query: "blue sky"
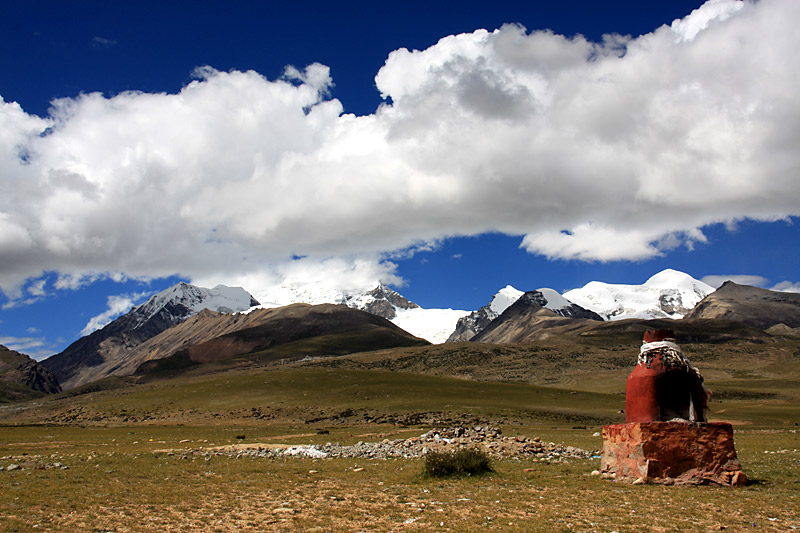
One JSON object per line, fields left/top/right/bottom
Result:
{"left": 1, "top": 0, "right": 798, "bottom": 359}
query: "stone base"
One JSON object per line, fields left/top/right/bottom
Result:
{"left": 601, "top": 421, "right": 746, "bottom": 486}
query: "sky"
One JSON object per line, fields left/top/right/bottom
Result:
{"left": 1, "top": 0, "right": 798, "bottom": 359}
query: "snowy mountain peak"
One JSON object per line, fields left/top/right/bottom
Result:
{"left": 342, "top": 284, "right": 419, "bottom": 320}
{"left": 563, "top": 269, "right": 713, "bottom": 321}
{"left": 489, "top": 285, "right": 524, "bottom": 315}
{"left": 536, "top": 288, "right": 572, "bottom": 311}
{"left": 134, "top": 282, "right": 260, "bottom": 326}
{"left": 448, "top": 285, "right": 525, "bottom": 342}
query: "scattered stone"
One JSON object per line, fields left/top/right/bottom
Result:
{"left": 731, "top": 471, "right": 748, "bottom": 486}
{"left": 182, "top": 426, "right": 594, "bottom": 462}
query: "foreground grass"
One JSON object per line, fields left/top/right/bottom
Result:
{"left": 1, "top": 425, "right": 798, "bottom": 532}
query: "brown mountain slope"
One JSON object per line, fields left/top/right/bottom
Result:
{"left": 685, "top": 281, "right": 800, "bottom": 328}
{"left": 61, "top": 303, "right": 428, "bottom": 388}
{"left": 0, "top": 345, "right": 61, "bottom": 402}
{"left": 146, "top": 303, "right": 429, "bottom": 369}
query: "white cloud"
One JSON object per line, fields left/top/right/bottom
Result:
{"left": 771, "top": 281, "right": 800, "bottom": 293}
{"left": 27, "top": 279, "right": 46, "bottom": 296}
{"left": 0, "top": 335, "right": 54, "bottom": 360}
{"left": 0, "top": 0, "right": 799, "bottom": 297}
{"left": 191, "top": 255, "right": 402, "bottom": 307}
{"left": 92, "top": 36, "right": 118, "bottom": 48}
{"left": 701, "top": 274, "right": 769, "bottom": 288}
{"left": 80, "top": 292, "right": 149, "bottom": 336}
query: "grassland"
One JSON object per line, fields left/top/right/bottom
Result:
{"left": 1, "top": 337, "right": 799, "bottom": 531}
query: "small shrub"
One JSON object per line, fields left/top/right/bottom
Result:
{"left": 423, "top": 449, "right": 493, "bottom": 478}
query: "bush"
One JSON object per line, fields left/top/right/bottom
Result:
{"left": 423, "top": 448, "right": 493, "bottom": 478}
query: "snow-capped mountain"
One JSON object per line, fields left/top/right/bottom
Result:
{"left": 446, "top": 286, "right": 599, "bottom": 342}
{"left": 447, "top": 286, "right": 523, "bottom": 342}
{"left": 341, "top": 285, "right": 419, "bottom": 320}
{"left": 536, "top": 288, "right": 606, "bottom": 320}
{"left": 135, "top": 282, "right": 260, "bottom": 326}
{"left": 563, "top": 269, "right": 714, "bottom": 321}
{"left": 42, "top": 282, "right": 259, "bottom": 389}
{"left": 472, "top": 289, "right": 603, "bottom": 343}
{"left": 249, "top": 281, "right": 468, "bottom": 344}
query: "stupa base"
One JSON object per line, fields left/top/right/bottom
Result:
{"left": 600, "top": 421, "right": 746, "bottom": 486}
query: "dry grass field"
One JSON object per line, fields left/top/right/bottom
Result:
{"left": 1, "top": 335, "right": 798, "bottom": 531}
{"left": 1, "top": 423, "right": 798, "bottom": 532}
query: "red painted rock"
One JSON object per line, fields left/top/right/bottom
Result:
{"left": 601, "top": 422, "right": 744, "bottom": 485}
{"left": 626, "top": 329, "right": 708, "bottom": 423}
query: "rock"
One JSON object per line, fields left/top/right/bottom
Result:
{"left": 731, "top": 471, "right": 748, "bottom": 486}
{"left": 6, "top": 464, "right": 20, "bottom": 471}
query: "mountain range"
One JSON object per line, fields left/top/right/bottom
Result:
{"left": 2, "top": 268, "right": 797, "bottom": 398}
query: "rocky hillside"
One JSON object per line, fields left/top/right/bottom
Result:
{"left": 685, "top": 281, "right": 800, "bottom": 329}
{"left": 42, "top": 283, "right": 259, "bottom": 390}
{"left": 0, "top": 345, "right": 61, "bottom": 402}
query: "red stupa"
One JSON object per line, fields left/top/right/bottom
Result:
{"left": 600, "top": 329, "right": 746, "bottom": 486}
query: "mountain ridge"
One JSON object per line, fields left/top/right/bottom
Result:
{"left": 0, "top": 344, "right": 61, "bottom": 402}
{"left": 41, "top": 283, "right": 259, "bottom": 389}
{"left": 685, "top": 281, "right": 800, "bottom": 329}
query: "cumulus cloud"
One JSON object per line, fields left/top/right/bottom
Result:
{"left": 1, "top": 0, "right": 799, "bottom": 298}
{"left": 191, "top": 256, "right": 403, "bottom": 307}
{"left": 80, "top": 292, "right": 149, "bottom": 336}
